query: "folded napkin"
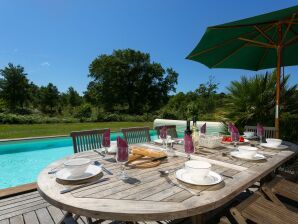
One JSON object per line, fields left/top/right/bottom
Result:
{"left": 116, "top": 137, "right": 128, "bottom": 162}
{"left": 257, "top": 123, "right": 264, "bottom": 137}
{"left": 184, "top": 133, "right": 194, "bottom": 153}
{"left": 102, "top": 129, "right": 110, "bottom": 147}
{"left": 160, "top": 126, "right": 167, "bottom": 139}
{"left": 200, "top": 123, "right": 206, "bottom": 134}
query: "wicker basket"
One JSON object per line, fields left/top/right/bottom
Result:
{"left": 198, "top": 135, "right": 222, "bottom": 149}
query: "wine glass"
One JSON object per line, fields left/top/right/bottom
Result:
{"left": 116, "top": 145, "right": 129, "bottom": 180}
{"left": 257, "top": 129, "right": 263, "bottom": 144}
{"left": 184, "top": 134, "right": 194, "bottom": 160}
{"left": 102, "top": 136, "right": 110, "bottom": 158}
{"left": 231, "top": 132, "right": 239, "bottom": 149}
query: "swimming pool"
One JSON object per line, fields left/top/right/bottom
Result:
{"left": 0, "top": 130, "right": 166, "bottom": 189}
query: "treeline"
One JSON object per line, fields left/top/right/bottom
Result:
{"left": 0, "top": 49, "right": 180, "bottom": 123}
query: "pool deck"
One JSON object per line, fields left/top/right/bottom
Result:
{"left": 0, "top": 190, "right": 194, "bottom": 224}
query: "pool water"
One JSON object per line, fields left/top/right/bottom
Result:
{"left": 0, "top": 130, "right": 165, "bottom": 189}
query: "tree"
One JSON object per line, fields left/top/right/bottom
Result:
{"left": 66, "top": 87, "right": 82, "bottom": 107}
{"left": 86, "top": 49, "right": 178, "bottom": 114}
{"left": 226, "top": 71, "right": 298, "bottom": 127}
{"left": 0, "top": 63, "right": 30, "bottom": 111}
{"left": 39, "top": 83, "right": 60, "bottom": 114}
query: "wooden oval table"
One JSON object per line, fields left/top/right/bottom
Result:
{"left": 37, "top": 142, "right": 297, "bottom": 224}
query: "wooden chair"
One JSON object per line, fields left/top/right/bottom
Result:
{"left": 244, "top": 125, "right": 276, "bottom": 138}
{"left": 230, "top": 192, "right": 298, "bottom": 224}
{"left": 261, "top": 176, "right": 298, "bottom": 209}
{"left": 121, "top": 127, "right": 151, "bottom": 144}
{"left": 155, "top": 125, "right": 178, "bottom": 139}
{"left": 70, "top": 129, "right": 109, "bottom": 153}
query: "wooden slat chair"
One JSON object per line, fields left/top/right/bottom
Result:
{"left": 70, "top": 129, "right": 109, "bottom": 153}
{"left": 261, "top": 176, "right": 298, "bottom": 209}
{"left": 155, "top": 125, "right": 178, "bottom": 139}
{"left": 230, "top": 192, "right": 298, "bottom": 224}
{"left": 121, "top": 127, "right": 151, "bottom": 144}
{"left": 244, "top": 125, "right": 276, "bottom": 138}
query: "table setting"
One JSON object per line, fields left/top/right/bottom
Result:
{"left": 37, "top": 127, "right": 296, "bottom": 223}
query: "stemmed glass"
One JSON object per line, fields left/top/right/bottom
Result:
{"left": 102, "top": 136, "right": 110, "bottom": 158}
{"left": 231, "top": 132, "right": 239, "bottom": 149}
{"left": 184, "top": 134, "right": 194, "bottom": 160}
{"left": 116, "top": 145, "right": 129, "bottom": 180}
{"left": 257, "top": 129, "right": 263, "bottom": 144}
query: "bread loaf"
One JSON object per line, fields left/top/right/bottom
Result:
{"left": 131, "top": 147, "right": 166, "bottom": 158}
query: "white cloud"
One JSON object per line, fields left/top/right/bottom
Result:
{"left": 40, "top": 62, "right": 50, "bottom": 67}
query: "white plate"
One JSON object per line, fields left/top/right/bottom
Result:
{"left": 175, "top": 169, "right": 222, "bottom": 186}
{"left": 230, "top": 151, "right": 266, "bottom": 161}
{"left": 154, "top": 139, "right": 175, "bottom": 144}
{"left": 56, "top": 164, "right": 102, "bottom": 182}
{"left": 260, "top": 143, "right": 288, "bottom": 150}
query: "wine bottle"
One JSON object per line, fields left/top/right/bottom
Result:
{"left": 185, "top": 120, "right": 192, "bottom": 135}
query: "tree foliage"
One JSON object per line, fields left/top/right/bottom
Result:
{"left": 160, "top": 76, "right": 225, "bottom": 120}
{"left": 39, "top": 83, "right": 60, "bottom": 114}
{"left": 0, "top": 63, "right": 30, "bottom": 111}
{"left": 226, "top": 71, "right": 298, "bottom": 127}
{"left": 86, "top": 49, "right": 178, "bottom": 114}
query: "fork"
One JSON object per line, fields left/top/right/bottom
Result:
{"left": 159, "top": 170, "right": 200, "bottom": 196}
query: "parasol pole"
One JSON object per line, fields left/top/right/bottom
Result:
{"left": 275, "top": 23, "right": 283, "bottom": 139}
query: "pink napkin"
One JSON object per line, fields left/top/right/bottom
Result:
{"left": 184, "top": 133, "right": 194, "bottom": 154}
{"left": 116, "top": 137, "right": 129, "bottom": 162}
{"left": 200, "top": 123, "right": 207, "bottom": 134}
{"left": 160, "top": 126, "right": 167, "bottom": 139}
{"left": 102, "top": 129, "right": 110, "bottom": 148}
{"left": 257, "top": 123, "right": 264, "bottom": 137}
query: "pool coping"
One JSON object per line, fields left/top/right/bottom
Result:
{"left": 0, "top": 182, "right": 37, "bottom": 199}
{"left": 0, "top": 135, "right": 69, "bottom": 143}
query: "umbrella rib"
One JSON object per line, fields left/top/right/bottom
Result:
{"left": 237, "top": 38, "right": 276, "bottom": 48}
{"left": 282, "top": 13, "right": 297, "bottom": 43}
{"left": 188, "top": 24, "right": 272, "bottom": 59}
{"left": 211, "top": 24, "right": 275, "bottom": 68}
{"left": 254, "top": 25, "right": 275, "bottom": 44}
{"left": 257, "top": 28, "right": 278, "bottom": 69}
{"left": 285, "top": 34, "right": 298, "bottom": 46}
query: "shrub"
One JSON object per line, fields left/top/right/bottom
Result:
{"left": 74, "top": 104, "right": 92, "bottom": 119}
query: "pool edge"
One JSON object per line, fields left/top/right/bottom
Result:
{"left": 0, "top": 182, "right": 37, "bottom": 199}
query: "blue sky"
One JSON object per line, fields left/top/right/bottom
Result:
{"left": 0, "top": 0, "right": 297, "bottom": 94}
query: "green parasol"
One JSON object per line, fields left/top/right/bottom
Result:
{"left": 186, "top": 5, "right": 298, "bottom": 138}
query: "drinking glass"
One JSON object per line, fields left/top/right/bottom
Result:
{"left": 184, "top": 135, "right": 194, "bottom": 160}
{"left": 160, "top": 133, "right": 167, "bottom": 150}
{"left": 257, "top": 129, "right": 263, "bottom": 144}
{"left": 231, "top": 132, "right": 239, "bottom": 148}
{"left": 116, "top": 145, "right": 129, "bottom": 180}
{"left": 102, "top": 136, "right": 110, "bottom": 157}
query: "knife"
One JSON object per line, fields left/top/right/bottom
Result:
{"left": 60, "top": 178, "right": 109, "bottom": 194}
{"left": 127, "top": 156, "right": 168, "bottom": 168}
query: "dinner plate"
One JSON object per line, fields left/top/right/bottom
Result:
{"left": 230, "top": 151, "right": 266, "bottom": 161}
{"left": 260, "top": 143, "right": 288, "bottom": 150}
{"left": 175, "top": 169, "right": 222, "bottom": 186}
{"left": 56, "top": 164, "right": 102, "bottom": 182}
{"left": 154, "top": 139, "right": 175, "bottom": 144}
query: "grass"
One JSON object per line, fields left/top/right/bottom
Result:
{"left": 0, "top": 122, "right": 153, "bottom": 139}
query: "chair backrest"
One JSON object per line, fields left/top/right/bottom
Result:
{"left": 155, "top": 125, "right": 178, "bottom": 139}
{"left": 70, "top": 129, "right": 109, "bottom": 153}
{"left": 121, "top": 127, "right": 151, "bottom": 144}
{"left": 244, "top": 125, "right": 276, "bottom": 138}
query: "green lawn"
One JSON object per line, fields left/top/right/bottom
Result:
{"left": 0, "top": 122, "right": 153, "bottom": 139}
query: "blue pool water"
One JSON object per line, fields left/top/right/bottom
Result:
{"left": 0, "top": 130, "right": 162, "bottom": 189}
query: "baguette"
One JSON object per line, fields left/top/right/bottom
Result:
{"left": 131, "top": 147, "right": 166, "bottom": 158}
